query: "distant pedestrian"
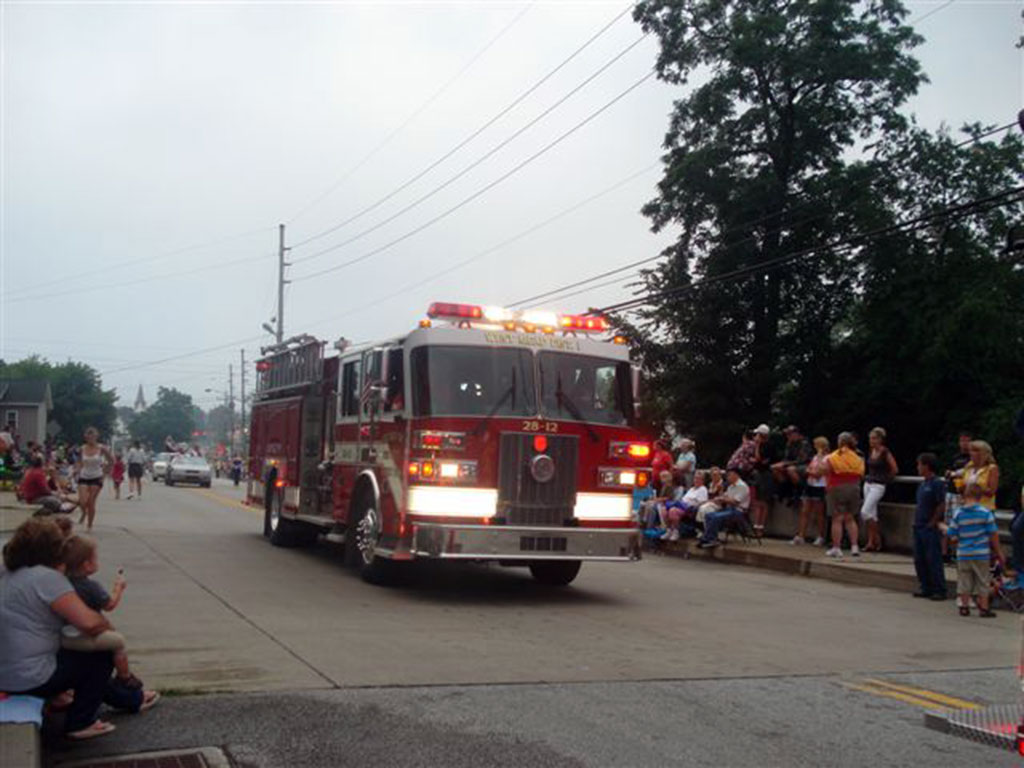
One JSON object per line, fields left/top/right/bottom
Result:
{"left": 111, "top": 454, "right": 125, "bottom": 501}
{"left": 824, "top": 432, "right": 865, "bottom": 559}
{"left": 860, "top": 427, "right": 898, "bottom": 552}
{"left": 125, "top": 441, "right": 145, "bottom": 500}
{"left": 947, "top": 483, "right": 1003, "bottom": 617}
{"left": 75, "top": 428, "right": 113, "bottom": 532}
{"left": 912, "top": 453, "right": 948, "bottom": 601}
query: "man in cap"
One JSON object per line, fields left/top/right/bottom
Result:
{"left": 773, "top": 425, "right": 813, "bottom": 505}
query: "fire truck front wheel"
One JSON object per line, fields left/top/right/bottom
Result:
{"left": 345, "top": 495, "right": 393, "bottom": 584}
{"left": 528, "top": 560, "right": 582, "bottom": 587}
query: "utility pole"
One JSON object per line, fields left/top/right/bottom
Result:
{"left": 276, "top": 223, "right": 289, "bottom": 344}
{"left": 239, "top": 348, "right": 247, "bottom": 452}
{"left": 228, "top": 364, "right": 235, "bottom": 455}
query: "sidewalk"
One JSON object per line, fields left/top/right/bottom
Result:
{"left": 645, "top": 535, "right": 959, "bottom": 594}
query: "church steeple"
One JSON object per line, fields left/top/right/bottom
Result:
{"left": 134, "top": 384, "right": 147, "bottom": 412}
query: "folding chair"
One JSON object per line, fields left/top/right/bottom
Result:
{"left": 722, "top": 510, "right": 763, "bottom": 546}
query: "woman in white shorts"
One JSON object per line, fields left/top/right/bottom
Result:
{"left": 860, "top": 427, "right": 898, "bottom": 552}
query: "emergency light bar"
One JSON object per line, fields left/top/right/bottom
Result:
{"left": 425, "top": 302, "right": 611, "bottom": 335}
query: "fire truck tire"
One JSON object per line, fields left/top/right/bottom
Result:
{"left": 528, "top": 560, "right": 582, "bottom": 586}
{"left": 345, "top": 496, "right": 393, "bottom": 584}
{"left": 266, "top": 490, "right": 315, "bottom": 548}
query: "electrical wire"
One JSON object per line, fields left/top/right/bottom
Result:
{"left": 285, "top": 3, "right": 535, "bottom": 226}
{"left": 912, "top": 0, "right": 956, "bottom": 25}
{"left": 289, "top": 2, "right": 636, "bottom": 250}
{"left": 291, "top": 35, "right": 649, "bottom": 266}
{"left": 291, "top": 70, "right": 657, "bottom": 283}
{"left": 594, "top": 185, "right": 1024, "bottom": 316}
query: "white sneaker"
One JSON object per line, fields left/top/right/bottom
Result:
{"left": 659, "top": 530, "right": 672, "bottom": 540}
{"left": 851, "top": 545, "right": 861, "bottom": 557}
{"left": 825, "top": 547, "right": 843, "bottom": 559}
{"left": 812, "top": 537, "right": 825, "bottom": 546}
{"left": 790, "top": 536, "right": 805, "bottom": 546}
{"left": 668, "top": 529, "right": 680, "bottom": 542}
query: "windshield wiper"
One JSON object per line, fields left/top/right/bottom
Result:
{"left": 556, "top": 384, "right": 600, "bottom": 444}
{"left": 471, "top": 368, "right": 517, "bottom": 437}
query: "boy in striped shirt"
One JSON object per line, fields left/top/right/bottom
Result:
{"left": 947, "top": 483, "right": 1004, "bottom": 618}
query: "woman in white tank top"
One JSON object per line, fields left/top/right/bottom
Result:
{"left": 75, "top": 426, "right": 114, "bottom": 531}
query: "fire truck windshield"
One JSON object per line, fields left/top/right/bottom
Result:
{"left": 411, "top": 346, "right": 536, "bottom": 418}
{"left": 538, "top": 352, "right": 633, "bottom": 426}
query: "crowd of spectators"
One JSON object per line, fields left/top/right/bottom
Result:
{"left": 636, "top": 426, "right": 1023, "bottom": 608}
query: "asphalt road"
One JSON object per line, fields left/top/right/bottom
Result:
{"left": 40, "top": 478, "right": 1024, "bottom": 767}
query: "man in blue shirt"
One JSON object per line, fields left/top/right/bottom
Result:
{"left": 913, "top": 453, "right": 947, "bottom": 600}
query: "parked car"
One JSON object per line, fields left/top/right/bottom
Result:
{"left": 165, "top": 455, "right": 212, "bottom": 487}
{"left": 151, "top": 452, "right": 174, "bottom": 480}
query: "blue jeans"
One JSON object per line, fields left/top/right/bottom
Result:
{"left": 701, "top": 508, "right": 743, "bottom": 543}
{"left": 1011, "top": 512, "right": 1024, "bottom": 574}
{"left": 18, "top": 649, "right": 141, "bottom": 732}
{"left": 913, "top": 526, "right": 946, "bottom": 596}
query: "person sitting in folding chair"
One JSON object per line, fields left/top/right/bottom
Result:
{"left": 698, "top": 468, "right": 751, "bottom": 549}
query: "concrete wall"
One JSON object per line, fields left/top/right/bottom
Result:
{"left": 763, "top": 499, "right": 1013, "bottom": 553}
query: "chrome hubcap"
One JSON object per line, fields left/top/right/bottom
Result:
{"left": 269, "top": 494, "right": 281, "bottom": 531}
{"left": 357, "top": 506, "right": 380, "bottom": 565}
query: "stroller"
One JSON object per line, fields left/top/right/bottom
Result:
{"left": 989, "top": 561, "right": 1024, "bottom": 613}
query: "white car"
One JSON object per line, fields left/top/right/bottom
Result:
{"left": 165, "top": 455, "right": 213, "bottom": 488}
{"left": 151, "top": 452, "right": 174, "bottom": 480}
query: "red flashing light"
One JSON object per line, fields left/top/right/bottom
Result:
{"left": 275, "top": 479, "right": 285, "bottom": 488}
{"left": 422, "top": 434, "right": 443, "bottom": 448}
{"left": 636, "top": 471, "right": 650, "bottom": 488}
{"left": 427, "top": 302, "right": 483, "bottom": 320}
{"left": 533, "top": 435, "right": 548, "bottom": 453}
{"left": 255, "top": 361, "right": 271, "bottom": 372}
{"left": 421, "top": 460, "right": 436, "bottom": 478}
{"left": 560, "top": 314, "right": 609, "bottom": 332}
{"left": 407, "top": 462, "right": 420, "bottom": 476}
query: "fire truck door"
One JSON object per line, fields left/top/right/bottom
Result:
{"left": 359, "top": 349, "right": 384, "bottom": 464}
{"left": 299, "top": 394, "right": 325, "bottom": 516}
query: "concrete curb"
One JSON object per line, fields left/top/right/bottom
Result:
{"left": 0, "top": 723, "right": 40, "bottom": 768}
{"left": 645, "top": 538, "right": 958, "bottom": 594}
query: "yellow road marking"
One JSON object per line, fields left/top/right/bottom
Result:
{"left": 843, "top": 683, "right": 952, "bottom": 711}
{"left": 861, "top": 678, "right": 982, "bottom": 710}
{"left": 193, "top": 486, "right": 257, "bottom": 514}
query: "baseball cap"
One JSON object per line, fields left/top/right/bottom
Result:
{"left": 754, "top": 424, "right": 770, "bottom": 436}
{"left": 783, "top": 425, "right": 800, "bottom": 434}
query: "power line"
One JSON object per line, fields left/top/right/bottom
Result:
{"left": 2, "top": 225, "right": 273, "bottom": 299}
{"left": 100, "top": 335, "right": 266, "bottom": 376}
{"left": 6, "top": 252, "right": 275, "bottom": 304}
{"left": 912, "top": 0, "right": 956, "bottom": 25}
{"left": 595, "top": 185, "right": 1024, "bottom": 316}
{"left": 285, "top": 3, "right": 534, "bottom": 226}
{"left": 289, "top": 2, "right": 636, "bottom": 251}
{"left": 291, "top": 34, "right": 649, "bottom": 267}
{"left": 291, "top": 70, "right": 658, "bottom": 284}
{"left": 297, "top": 161, "right": 660, "bottom": 332}
{"left": 514, "top": 117, "right": 1024, "bottom": 312}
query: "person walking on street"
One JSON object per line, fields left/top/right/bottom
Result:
{"left": 861, "top": 427, "right": 899, "bottom": 552}
{"left": 125, "top": 441, "right": 145, "bottom": 500}
{"left": 824, "top": 432, "right": 865, "bottom": 559}
{"left": 912, "top": 453, "right": 948, "bottom": 601}
{"left": 75, "top": 427, "right": 113, "bottom": 532}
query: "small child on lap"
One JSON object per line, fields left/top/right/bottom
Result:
{"left": 61, "top": 535, "right": 143, "bottom": 688}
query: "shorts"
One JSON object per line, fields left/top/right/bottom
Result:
{"left": 826, "top": 483, "right": 861, "bottom": 519}
{"left": 802, "top": 485, "right": 825, "bottom": 501}
{"left": 753, "top": 469, "right": 775, "bottom": 501}
{"left": 78, "top": 477, "right": 103, "bottom": 488}
{"left": 956, "top": 559, "right": 989, "bottom": 597}
{"left": 61, "top": 629, "right": 125, "bottom": 653}
{"left": 128, "top": 463, "right": 144, "bottom": 479}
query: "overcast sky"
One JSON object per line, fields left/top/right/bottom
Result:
{"left": 2, "top": 0, "right": 1021, "bottom": 414}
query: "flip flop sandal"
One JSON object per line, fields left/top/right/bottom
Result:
{"left": 66, "top": 720, "right": 116, "bottom": 740}
{"left": 138, "top": 690, "right": 161, "bottom": 712}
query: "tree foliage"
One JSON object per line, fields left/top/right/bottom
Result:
{"left": 630, "top": 0, "right": 1024, "bottom": 499}
{"left": 0, "top": 356, "right": 117, "bottom": 441}
{"left": 129, "top": 387, "right": 197, "bottom": 449}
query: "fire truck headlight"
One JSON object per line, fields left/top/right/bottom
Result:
{"left": 407, "top": 486, "right": 498, "bottom": 518}
{"left": 574, "top": 493, "right": 632, "bottom": 521}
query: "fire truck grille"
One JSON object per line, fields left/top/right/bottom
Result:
{"left": 497, "top": 433, "right": 579, "bottom": 526}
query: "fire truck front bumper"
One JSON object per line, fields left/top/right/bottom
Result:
{"left": 409, "top": 523, "right": 641, "bottom": 562}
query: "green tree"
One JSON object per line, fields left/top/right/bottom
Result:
{"left": 204, "top": 404, "right": 234, "bottom": 445}
{"left": 629, "top": 0, "right": 924, "bottom": 461}
{"left": 0, "top": 356, "right": 117, "bottom": 441}
{"left": 129, "top": 387, "right": 197, "bottom": 448}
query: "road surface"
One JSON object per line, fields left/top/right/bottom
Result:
{"left": 44, "top": 479, "right": 1021, "bottom": 767}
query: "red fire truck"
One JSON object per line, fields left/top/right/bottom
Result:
{"left": 246, "top": 302, "right": 651, "bottom": 585}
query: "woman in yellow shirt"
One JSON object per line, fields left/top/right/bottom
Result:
{"left": 963, "top": 440, "right": 999, "bottom": 510}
